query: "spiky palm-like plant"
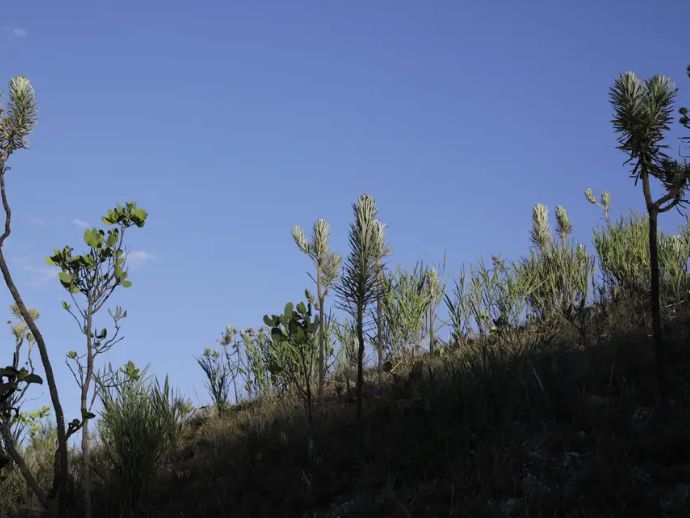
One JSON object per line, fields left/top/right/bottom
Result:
{"left": 292, "top": 219, "right": 341, "bottom": 397}
{"left": 0, "top": 76, "right": 70, "bottom": 514}
{"left": 610, "top": 71, "right": 690, "bottom": 401}
{"left": 373, "top": 220, "right": 390, "bottom": 374}
{"left": 337, "top": 195, "right": 384, "bottom": 424}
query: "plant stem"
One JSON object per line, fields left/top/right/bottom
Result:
{"left": 376, "top": 269, "right": 384, "bottom": 375}
{"left": 0, "top": 425, "right": 49, "bottom": 509}
{"left": 355, "top": 306, "right": 365, "bottom": 424}
{"left": 317, "top": 267, "right": 325, "bottom": 398}
{"left": 647, "top": 207, "right": 667, "bottom": 403}
{"left": 81, "top": 302, "right": 94, "bottom": 518}
{"left": 0, "top": 167, "right": 69, "bottom": 515}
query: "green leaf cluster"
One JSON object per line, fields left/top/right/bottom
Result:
{"left": 264, "top": 301, "right": 319, "bottom": 349}
{"left": 46, "top": 203, "right": 147, "bottom": 294}
{"left": 0, "top": 366, "right": 43, "bottom": 416}
{"left": 263, "top": 299, "right": 320, "bottom": 420}
{"left": 101, "top": 202, "right": 148, "bottom": 228}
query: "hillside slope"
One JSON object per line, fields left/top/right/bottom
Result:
{"left": 121, "top": 319, "right": 690, "bottom": 518}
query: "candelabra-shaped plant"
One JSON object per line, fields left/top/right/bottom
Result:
{"left": 609, "top": 71, "right": 690, "bottom": 402}
{"left": 292, "top": 220, "right": 341, "bottom": 397}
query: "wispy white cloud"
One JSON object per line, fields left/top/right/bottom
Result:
{"left": 29, "top": 217, "right": 46, "bottom": 227}
{"left": 126, "top": 250, "right": 155, "bottom": 269}
{"left": 3, "top": 26, "right": 28, "bottom": 39}
{"left": 72, "top": 218, "right": 90, "bottom": 229}
{"left": 15, "top": 256, "right": 58, "bottom": 289}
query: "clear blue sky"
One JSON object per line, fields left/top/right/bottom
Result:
{"left": 1, "top": 1, "right": 689, "bottom": 417}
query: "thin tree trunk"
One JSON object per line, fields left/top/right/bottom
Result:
{"left": 647, "top": 209, "right": 667, "bottom": 403}
{"left": 376, "top": 263, "right": 383, "bottom": 376}
{"left": 355, "top": 307, "right": 365, "bottom": 422}
{"left": 376, "top": 294, "right": 383, "bottom": 374}
{"left": 81, "top": 306, "right": 94, "bottom": 518}
{"left": 429, "top": 305, "right": 435, "bottom": 354}
{"left": 306, "top": 378, "right": 313, "bottom": 426}
{"left": 231, "top": 347, "right": 239, "bottom": 406}
{"left": 317, "top": 268, "right": 325, "bottom": 398}
{"left": 0, "top": 167, "right": 69, "bottom": 515}
{"left": 641, "top": 171, "right": 668, "bottom": 406}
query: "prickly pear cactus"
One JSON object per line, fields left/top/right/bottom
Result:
{"left": 263, "top": 300, "right": 320, "bottom": 420}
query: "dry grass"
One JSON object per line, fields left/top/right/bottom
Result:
{"left": 4, "top": 309, "right": 690, "bottom": 517}
{"left": 99, "top": 316, "right": 690, "bottom": 517}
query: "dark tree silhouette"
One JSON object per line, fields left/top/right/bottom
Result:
{"left": 610, "top": 71, "right": 690, "bottom": 403}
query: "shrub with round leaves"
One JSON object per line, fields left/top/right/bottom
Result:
{"left": 263, "top": 299, "right": 319, "bottom": 421}
{"left": 46, "top": 203, "right": 148, "bottom": 293}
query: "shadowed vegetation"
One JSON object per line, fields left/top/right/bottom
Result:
{"left": 1, "top": 66, "right": 690, "bottom": 518}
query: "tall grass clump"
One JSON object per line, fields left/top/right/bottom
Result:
{"left": 196, "top": 346, "right": 232, "bottom": 416}
{"left": 0, "top": 423, "right": 56, "bottom": 517}
{"left": 518, "top": 204, "right": 595, "bottom": 341}
{"left": 593, "top": 212, "right": 690, "bottom": 313}
{"left": 446, "top": 256, "right": 531, "bottom": 346}
{"left": 238, "top": 327, "right": 275, "bottom": 400}
{"left": 333, "top": 319, "right": 358, "bottom": 397}
{"left": 97, "top": 369, "right": 189, "bottom": 513}
{"left": 426, "top": 266, "right": 444, "bottom": 354}
{"left": 446, "top": 204, "right": 594, "bottom": 349}
{"left": 380, "top": 264, "right": 432, "bottom": 358}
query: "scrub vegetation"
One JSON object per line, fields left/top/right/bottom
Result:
{"left": 1, "top": 66, "right": 690, "bottom": 517}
